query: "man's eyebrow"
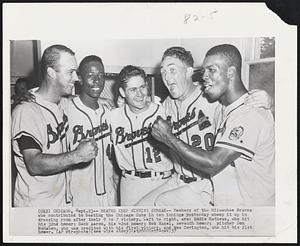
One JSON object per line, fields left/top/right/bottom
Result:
{"left": 160, "top": 63, "right": 175, "bottom": 69}
{"left": 68, "top": 68, "right": 78, "bottom": 72}
{"left": 88, "top": 71, "right": 105, "bottom": 74}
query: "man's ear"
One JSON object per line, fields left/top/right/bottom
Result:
{"left": 227, "top": 66, "right": 236, "bottom": 79}
{"left": 119, "top": 87, "right": 125, "bottom": 98}
{"left": 77, "top": 75, "right": 83, "bottom": 85}
{"left": 186, "top": 67, "right": 194, "bottom": 78}
{"left": 47, "top": 67, "right": 56, "bottom": 79}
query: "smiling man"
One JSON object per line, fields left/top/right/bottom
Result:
{"left": 109, "top": 65, "right": 174, "bottom": 206}
{"left": 150, "top": 44, "right": 275, "bottom": 206}
{"left": 11, "top": 45, "right": 98, "bottom": 207}
{"left": 136, "top": 47, "right": 218, "bottom": 206}
{"left": 65, "top": 55, "right": 118, "bottom": 206}
{"left": 136, "top": 46, "right": 273, "bottom": 206}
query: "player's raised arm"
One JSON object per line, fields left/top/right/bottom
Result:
{"left": 21, "top": 138, "right": 98, "bottom": 176}
{"left": 151, "top": 116, "right": 240, "bottom": 176}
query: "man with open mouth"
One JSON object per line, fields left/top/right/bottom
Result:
{"left": 136, "top": 46, "right": 273, "bottom": 206}
{"left": 148, "top": 44, "right": 275, "bottom": 206}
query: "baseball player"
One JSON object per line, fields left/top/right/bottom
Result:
{"left": 136, "top": 46, "right": 273, "bottom": 206}
{"left": 150, "top": 44, "right": 275, "bottom": 206}
{"left": 108, "top": 65, "right": 174, "bottom": 206}
{"left": 11, "top": 45, "right": 98, "bottom": 207}
{"left": 65, "top": 55, "right": 118, "bottom": 206}
{"left": 11, "top": 77, "right": 30, "bottom": 108}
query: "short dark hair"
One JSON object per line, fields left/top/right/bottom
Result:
{"left": 205, "top": 44, "right": 242, "bottom": 75}
{"left": 15, "top": 77, "right": 30, "bottom": 94}
{"left": 162, "top": 46, "right": 194, "bottom": 67}
{"left": 15, "top": 77, "right": 29, "bottom": 86}
{"left": 78, "top": 55, "right": 104, "bottom": 75}
{"left": 118, "top": 65, "right": 146, "bottom": 89}
{"left": 41, "top": 44, "right": 75, "bottom": 78}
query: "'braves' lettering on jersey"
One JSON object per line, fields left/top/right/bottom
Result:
{"left": 163, "top": 85, "right": 220, "bottom": 178}
{"left": 47, "top": 113, "right": 68, "bottom": 148}
{"left": 172, "top": 107, "right": 212, "bottom": 137}
{"left": 72, "top": 121, "right": 109, "bottom": 144}
{"left": 109, "top": 102, "right": 173, "bottom": 172}
{"left": 115, "top": 123, "right": 152, "bottom": 146}
{"left": 11, "top": 92, "right": 71, "bottom": 207}
{"left": 65, "top": 96, "right": 117, "bottom": 206}
{"left": 172, "top": 107, "right": 195, "bottom": 130}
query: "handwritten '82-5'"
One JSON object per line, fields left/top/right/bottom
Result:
{"left": 184, "top": 11, "right": 218, "bottom": 24}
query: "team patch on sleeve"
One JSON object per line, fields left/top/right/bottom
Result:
{"left": 229, "top": 126, "right": 244, "bottom": 141}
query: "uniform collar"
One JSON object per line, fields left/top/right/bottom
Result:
{"left": 125, "top": 102, "right": 157, "bottom": 118}
{"left": 184, "top": 85, "right": 202, "bottom": 103}
{"left": 33, "top": 91, "right": 62, "bottom": 111}
{"left": 73, "top": 95, "right": 102, "bottom": 113}
{"left": 223, "top": 93, "right": 249, "bottom": 117}
{"left": 175, "top": 85, "right": 203, "bottom": 108}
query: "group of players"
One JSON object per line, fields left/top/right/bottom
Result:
{"left": 11, "top": 43, "right": 275, "bottom": 207}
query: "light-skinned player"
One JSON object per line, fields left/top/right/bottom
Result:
{"left": 108, "top": 65, "right": 174, "bottom": 206}
{"left": 11, "top": 45, "right": 98, "bottom": 207}
{"left": 150, "top": 44, "right": 275, "bottom": 206}
{"left": 136, "top": 46, "right": 273, "bottom": 206}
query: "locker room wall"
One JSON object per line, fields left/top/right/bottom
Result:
{"left": 40, "top": 38, "right": 248, "bottom": 76}
{"left": 40, "top": 38, "right": 249, "bottom": 102}
{"left": 9, "top": 39, "right": 251, "bottom": 103}
{"left": 10, "top": 40, "right": 41, "bottom": 96}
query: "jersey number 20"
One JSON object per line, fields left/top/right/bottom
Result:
{"left": 191, "top": 132, "right": 214, "bottom": 151}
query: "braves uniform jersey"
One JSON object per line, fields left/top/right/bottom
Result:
{"left": 65, "top": 96, "right": 117, "bottom": 206}
{"left": 163, "top": 85, "right": 219, "bottom": 179}
{"left": 109, "top": 102, "right": 174, "bottom": 205}
{"left": 214, "top": 93, "right": 275, "bottom": 206}
{"left": 136, "top": 87, "right": 218, "bottom": 206}
{"left": 109, "top": 102, "right": 173, "bottom": 172}
{"left": 11, "top": 92, "right": 72, "bottom": 207}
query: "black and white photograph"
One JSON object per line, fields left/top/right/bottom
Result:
{"left": 3, "top": 3, "right": 297, "bottom": 244}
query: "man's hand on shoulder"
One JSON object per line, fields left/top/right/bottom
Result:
{"left": 98, "top": 97, "right": 115, "bottom": 110}
{"left": 245, "top": 89, "right": 273, "bottom": 110}
{"left": 11, "top": 92, "right": 36, "bottom": 110}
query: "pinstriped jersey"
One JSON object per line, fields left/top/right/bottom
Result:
{"left": 163, "top": 85, "right": 220, "bottom": 178}
{"left": 109, "top": 102, "right": 173, "bottom": 172}
{"left": 64, "top": 96, "right": 116, "bottom": 206}
{"left": 214, "top": 93, "right": 275, "bottom": 206}
{"left": 11, "top": 92, "right": 71, "bottom": 207}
